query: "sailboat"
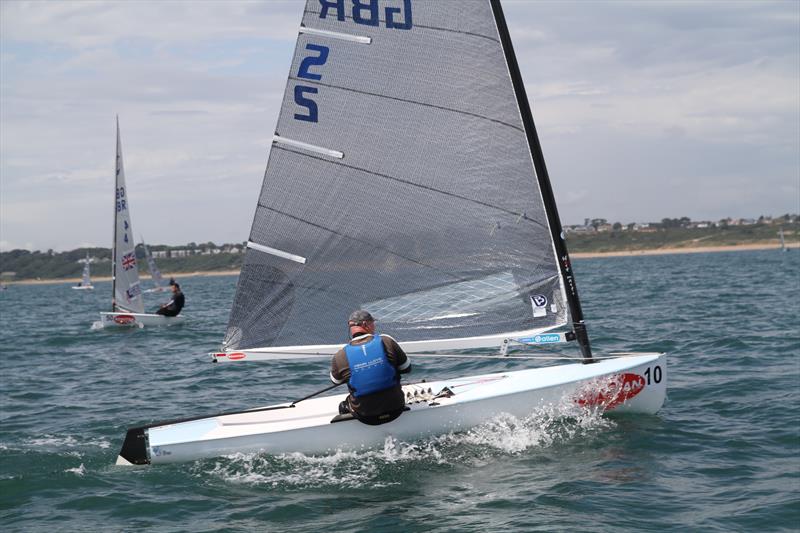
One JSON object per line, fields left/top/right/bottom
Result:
{"left": 778, "top": 228, "right": 788, "bottom": 252}
{"left": 71, "top": 253, "right": 94, "bottom": 290}
{"left": 99, "top": 119, "right": 184, "bottom": 328}
{"left": 116, "top": 0, "right": 666, "bottom": 465}
{"left": 141, "top": 238, "right": 167, "bottom": 293}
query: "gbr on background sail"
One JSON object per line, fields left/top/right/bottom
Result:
{"left": 220, "top": 0, "right": 585, "bottom": 359}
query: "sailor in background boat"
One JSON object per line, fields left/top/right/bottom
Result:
{"left": 330, "top": 310, "right": 411, "bottom": 425}
{"left": 155, "top": 281, "right": 184, "bottom": 317}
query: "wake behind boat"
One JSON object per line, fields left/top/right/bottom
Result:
{"left": 116, "top": 0, "right": 666, "bottom": 464}
{"left": 99, "top": 118, "right": 184, "bottom": 328}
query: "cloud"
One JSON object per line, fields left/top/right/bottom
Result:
{"left": 0, "top": 1, "right": 302, "bottom": 48}
{"left": 1, "top": 0, "right": 798, "bottom": 250}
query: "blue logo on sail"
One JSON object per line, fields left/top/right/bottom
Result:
{"left": 517, "top": 333, "right": 562, "bottom": 344}
{"left": 125, "top": 283, "right": 141, "bottom": 300}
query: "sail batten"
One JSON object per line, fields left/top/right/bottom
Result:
{"left": 299, "top": 26, "right": 373, "bottom": 44}
{"left": 247, "top": 241, "right": 307, "bottom": 264}
{"left": 272, "top": 135, "right": 343, "bottom": 158}
{"left": 284, "top": 77, "right": 525, "bottom": 132}
{"left": 225, "top": 1, "right": 571, "bottom": 351}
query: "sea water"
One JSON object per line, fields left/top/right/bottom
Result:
{"left": 1, "top": 250, "right": 798, "bottom": 531}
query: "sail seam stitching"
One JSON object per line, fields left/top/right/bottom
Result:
{"left": 252, "top": 201, "right": 468, "bottom": 282}
{"left": 287, "top": 76, "right": 523, "bottom": 132}
{"left": 272, "top": 145, "right": 548, "bottom": 231}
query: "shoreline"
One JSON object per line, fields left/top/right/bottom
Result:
{"left": 570, "top": 241, "right": 798, "bottom": 259}
{"left": 4, "top": 242, "right": 796, "bottom": 286}
{"left": 5, "top": 269, "right": 241, "bottom": 286}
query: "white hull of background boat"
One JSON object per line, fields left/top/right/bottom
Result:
{"left": 72, "top": 285, "right": 95, "bottom": 290}
{"left": 116, "top": 353, "right": 666, "bottom": 465}
{"left": 99, "top": 312, "right": 184, "bottom": 328}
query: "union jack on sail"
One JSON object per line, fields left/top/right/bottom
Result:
{"left": 121, "top": 252, "right": 136, "bottom": 270}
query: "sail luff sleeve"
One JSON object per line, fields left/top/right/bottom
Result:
{"left": 489, "top": 0, "right": 593, "bottom": 362}
{"left": 224, "top": 0, "right": 571, "bottom": 351}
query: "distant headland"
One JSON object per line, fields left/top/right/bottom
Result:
{"left": 1, "top": 214, "right": 796, "bottom": 283}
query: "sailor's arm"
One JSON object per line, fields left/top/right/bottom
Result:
{"left": 330, "top": 348, "right": 348, "bottom": 384}
{"left": 382, "top": 336, "right": 411, "bottom": 374}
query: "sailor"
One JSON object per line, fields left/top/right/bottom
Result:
{"left": 330, "top": 310, "right": 411, "bottom": 425}
{"left": 156, "top": 281, "right": 185, "bottom": 317}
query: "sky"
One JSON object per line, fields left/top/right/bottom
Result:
{"left": 1, "top": 0, "right": 798, "bottom": 252}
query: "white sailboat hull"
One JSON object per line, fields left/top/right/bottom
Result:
{"left": 99, "top": 312, "right": 185, "bottom": 328}
{"left": 116, "top": 353, "right": 666, "bottom": 465}
{"left": 72, "top": 285, "right": 95, "bottom": 290}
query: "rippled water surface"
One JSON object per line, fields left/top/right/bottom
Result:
{"left": 1, "top": 250, "right": 798, "bottom": 531}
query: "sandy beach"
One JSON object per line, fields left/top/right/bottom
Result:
{"left": 570, "top": 241, "right": 798, "bottom": 259}
{"left": 5, "top": 242, "right": 796, "bottom": 285}
{"left": 6, "top": 269, "right": 241, "bottom": 286}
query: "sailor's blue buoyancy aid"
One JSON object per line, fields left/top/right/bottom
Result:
{"left": 344, "top": 335, "right": 398, "bottom": 397}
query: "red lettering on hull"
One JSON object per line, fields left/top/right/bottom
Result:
{"left": 113, "top": 314, "right": 136, "bottom": 325}
{"left": 576, "top": 373, "right": 645, "bottom": 411}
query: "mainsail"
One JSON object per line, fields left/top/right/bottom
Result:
{"left": 141, "top": 238, "right": 165, "bottom": 289}
{"left": 224, "top": 0, "right": 588, "bottom": 356}
{"left": 111, "top": 118, "right": 144, "bottom": 313}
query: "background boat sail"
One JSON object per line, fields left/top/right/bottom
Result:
{"left": 141, "top": 237, "right": 167, "bottom": 293}
{"left": 778, "top": 228, "right": 788, "bottom": 252}
{"left": 99, "top": 119, "right": 183, "bottom": 328}
{"left": 117, "top": 0, "right": 666, "bottom": 465}
{"left": 72, "top": 253, "right": 94, "bottom": 290}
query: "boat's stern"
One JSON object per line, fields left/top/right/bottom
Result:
{"left": 116, "top": 426, "right": 150, "bottom": 465}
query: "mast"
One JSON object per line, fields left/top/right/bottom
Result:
{"left": 490, "top": 0, "right": 593, "bottom": 362}
{"left": 112, "top": 116, "right": 119, "bottom": 312}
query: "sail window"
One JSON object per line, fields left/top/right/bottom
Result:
{"left": 246, "top": 241, "right": 307, "bottom": 265}
{"left": 272, "top": 135, "right": 344, "bottom": 159}
{"left": 363, "top": 272, "right": 521, "bottom": 325}
{"left": 299, "top": 26, "right": 372, "bottom": 44}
